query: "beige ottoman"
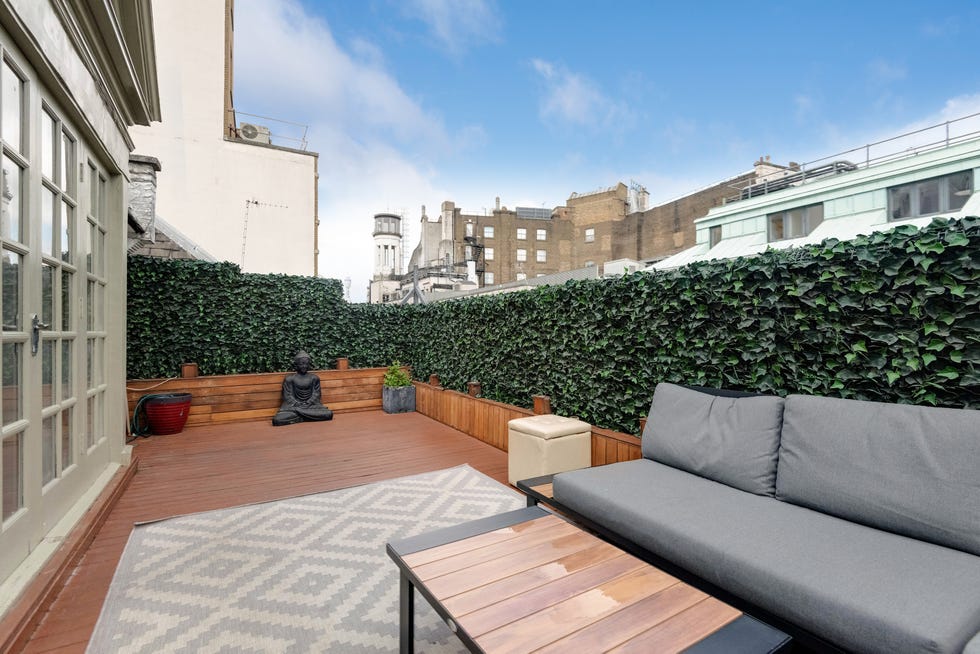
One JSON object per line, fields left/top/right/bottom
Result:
{"left": 508, "top": 414, "right": 591, "bottom": 485}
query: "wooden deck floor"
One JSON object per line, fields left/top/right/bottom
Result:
{"left": 14, "top": 411, "right": 509, "bottom": 653}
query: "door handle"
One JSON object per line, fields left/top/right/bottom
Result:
{"left": 31, "top": 314, "right": 49, "bottom": 356}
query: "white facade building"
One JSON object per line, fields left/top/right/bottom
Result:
{"left": 654, "top": 116, "right": 980, "bottom": 270}
{"left": 129, "top": 0, "right": 319, "bottom": 277}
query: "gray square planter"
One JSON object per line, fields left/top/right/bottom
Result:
{"left": 383, "top": 385, "right": 416, "bottom": 413}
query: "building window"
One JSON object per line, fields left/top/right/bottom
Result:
{"left": 585, "top": 260, "right": 595, "bottom": 267}
{"left": 484, "top": 272, "right": 494, "bottom": 285}
{"left": 516, "top": 272, "right": 527, "bottom": 281}
{"left": 485, "top": 247, "right": 494, "bottom": 261}
{"left": 483, "top": 226, "right": 494, "bottom": 238}
{"left": 584, "top": 228, "right": 595, "bottom": 243}
{"left": 517, "top": 228, "right": 527, "bottom": 240}
{"left": 516, "top": 248, "right": 527, "bottom": 262}
{"left": 709, "top": 225, "right": 722, "bottom": 248}
{"left": 536, "top": 228, "right": 547, "bottom": 241}
{"left": 768, "top": 203, "right": 824, "bottom": 242}
{"left": 888, "top": 170, "right": 972, "bottom": 221}
{"left": 464, "top": 245, "right": 473, "bottom": 260}
{"left": 465, "top": 222, "right": 474, "bottom": 237}
{"left": 536, "top": 249, "right": 546, "bottom": 262}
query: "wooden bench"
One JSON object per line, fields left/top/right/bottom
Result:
{"left": 126, "top": 367, "right": 391, "bottom": 427}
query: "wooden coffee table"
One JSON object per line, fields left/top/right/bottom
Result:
{"left": 387, "top": 506, "right": 790, "bottom": 653}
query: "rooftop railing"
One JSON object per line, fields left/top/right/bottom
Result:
{"left": 728, "top": 111, "right": 980, "bottom": 203}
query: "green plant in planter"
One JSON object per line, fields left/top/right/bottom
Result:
{"left": 384, "top": 361, "right": 412, "bottom": 387}
{"left": 382, "top": 361, "right": 416, "bottom": 413}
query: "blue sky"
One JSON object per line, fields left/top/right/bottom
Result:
{"left": 232, "top": 0, "right": 980, "bottom": 300}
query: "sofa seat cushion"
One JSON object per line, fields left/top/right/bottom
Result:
{"left": 777, "top": 395, "right": 980, "bottom": 556}
{"left": 553, "top": 460, "right": 980, "bottom": 654}
{"left": 643, "top": 383, "right": 784, "bottom": 496}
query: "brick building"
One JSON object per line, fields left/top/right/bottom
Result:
{"left": 369, "top": 161, "right": 776, "bottom": 303}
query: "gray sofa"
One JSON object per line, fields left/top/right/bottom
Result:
{"left": 552, "top": 383, "right": 980, "bottom": 654}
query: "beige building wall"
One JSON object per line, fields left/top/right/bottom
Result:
{"left": 130, "top": 0, "right": 318, "bottom": 276}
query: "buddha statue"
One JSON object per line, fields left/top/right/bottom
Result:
{"left": 272, "top": 350, "right": 334, "bottom": 426}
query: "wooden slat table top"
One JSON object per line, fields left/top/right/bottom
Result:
{"left": 393, "top": 511, "right": 750, "bottom": 653}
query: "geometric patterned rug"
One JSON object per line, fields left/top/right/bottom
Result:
{"left": 86, "top": 465, "right": 525, "bottom": 653}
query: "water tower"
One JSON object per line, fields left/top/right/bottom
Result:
{"left": 372, "top": 212, "right": 403, "bottom": 277}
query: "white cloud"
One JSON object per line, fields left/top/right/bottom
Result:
{"left": 399, "top": 0, "right": 502, "bottom": 55}
{"left": 233, "top": 0, "right": 471, "bottom": 301}
{"left": 531, "top": 59, "right": 635, "bottom": 131}
{"left": 866, "top": 58, "right": 907, "bottom": 85}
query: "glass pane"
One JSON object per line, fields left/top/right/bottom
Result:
{"left": 61, "top": 200, "right": 71, "bottom": 263}
{"left": 86, "top": 280, "right": 94, "bottom": 330}
{"left": 98, "top": 176, "right": 106, "bottom": 222}
{"left": 95, "top": 337, "right": 103, "bottom": 385}
{"left": 86, "top": 222, "right": 95, "bottom": 273}
{"left": 97, "top": 228, "right": 105, "bottom": 276}
{"left": 88, "top": 164, "right": 97, "bottom": 214}
{"left": 808, "top": 204, "right": 825, "bottom": 233}
{"left": 86, "top": 396, "right": 95, "bottom": 447}
{"left": 61, "top": 270, "right": 71, "bottom": 330}
{"left": 918, "top": 180, "right": 940, "bottom": 215}
{"left": 42, "top": 339, "right": 54, "bottom": 407}
{"left": 2, "top": 432, "right": 23, "bottom": 520}
{"left": 41, "top": 110, "right": 55, "bottom": 180}
{"left": 62, "top": 132, "right": 73, "bottom": 196}
{"left": 2, "top": 157, "right": 22, "bottom": 242}
{"left": 2, "top": 342, "right": 20, "bottom": 425}
{"left": 948, "top": 171, "right": 973, "bottom": 212}
{"left": 41, "top": 189, "right": 55, "bottom": 256}
{"left": 889, "top": 186, "right": 911, "bottom": 220}
{"left": 79, "top": 219, "right": 90, "bottom": 272}
{"left": 2, "top": 248, "right": 19, "bottom": 330}
{"left": 769, "top": 215, "right": 785, "bottom": 241}
{"left": 61, "top": 407, "right": 73, "bottom": 469}
{"left": 42, "top": 262, "right": 54, "bottom": 327}
{"left": 86, "top": 337, "right": 93, "bottom": 388}
{"left": 61, "top": 339, "right": 71, "bottom": 399}
{"left": 2, "top": 61, "right": 23, "bottom": 153}
{"left": 42, "top": 416, "right": 55, "bottom": 485}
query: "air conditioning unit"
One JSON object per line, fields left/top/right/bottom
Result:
{"left": 239, "top": 123, "right": 271, "bottom": 144}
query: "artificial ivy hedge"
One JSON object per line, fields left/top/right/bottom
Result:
{"left": 128, "top": 217, "right": 979, "bottom": 433}
{"left": 127, "top": 258, "right": 349, "bottom": 378}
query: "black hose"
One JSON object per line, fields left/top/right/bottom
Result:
{"left": 128, "top": 394, "right": 170, "bottom": 441}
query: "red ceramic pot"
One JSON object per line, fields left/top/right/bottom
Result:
{"left": 145, "top": 393, "right": 192, "bottom": 435}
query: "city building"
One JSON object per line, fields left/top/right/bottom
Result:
{"left": 654, "top": 115, "right": 980, "bottom": 269}
{"left": 128, "top": 0, "right": 320, "bottom": 276}
{"left": 0, "top": 0, "right": 159, "bottom": 594}
{"left": 368, "top": 167, "right": 773, "bottom": 303}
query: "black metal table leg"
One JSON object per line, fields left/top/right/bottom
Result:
{"left": 400, "top": 572, "right": 414, "bottom": 654}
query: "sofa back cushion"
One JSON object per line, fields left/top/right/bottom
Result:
{"left": 776, "top": 394, "right": 980, "bottom": 556}
{"left": 642, "top": 383, "right": 785, "bottom": 496}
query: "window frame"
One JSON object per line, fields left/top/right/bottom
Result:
{"left": 536, "top": 228, "right": 547, "bottom": 241}
{"left": 516, "top": 248, "right": 527, "bottom": 262}
{"left": 584, "top": 228, "right": 595, "bottom": 243}
{"left": 767, "top": 203, "right": 824, "bottom": 243}
{"left": 516, "top": 228, "right": 527, "bottom": 240}
{"left": 483, "top": 225, "right": 494, "bottom": 238}
{"left": 887, "top": 170, "right": 973, "bottom": 221}
{"left": 536, "top": 249, "right": 546, "bottom": 263}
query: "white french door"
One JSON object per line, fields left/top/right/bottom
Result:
{"left": 0, "top": 38, "right": 110, "bottom": 582}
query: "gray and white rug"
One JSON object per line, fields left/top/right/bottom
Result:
{"left": 87, "top": 465, "right": 524, "bottom": 653}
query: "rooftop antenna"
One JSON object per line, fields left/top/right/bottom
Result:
{"left": 241, "top": 198, "right": 288, "bottom": 268}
